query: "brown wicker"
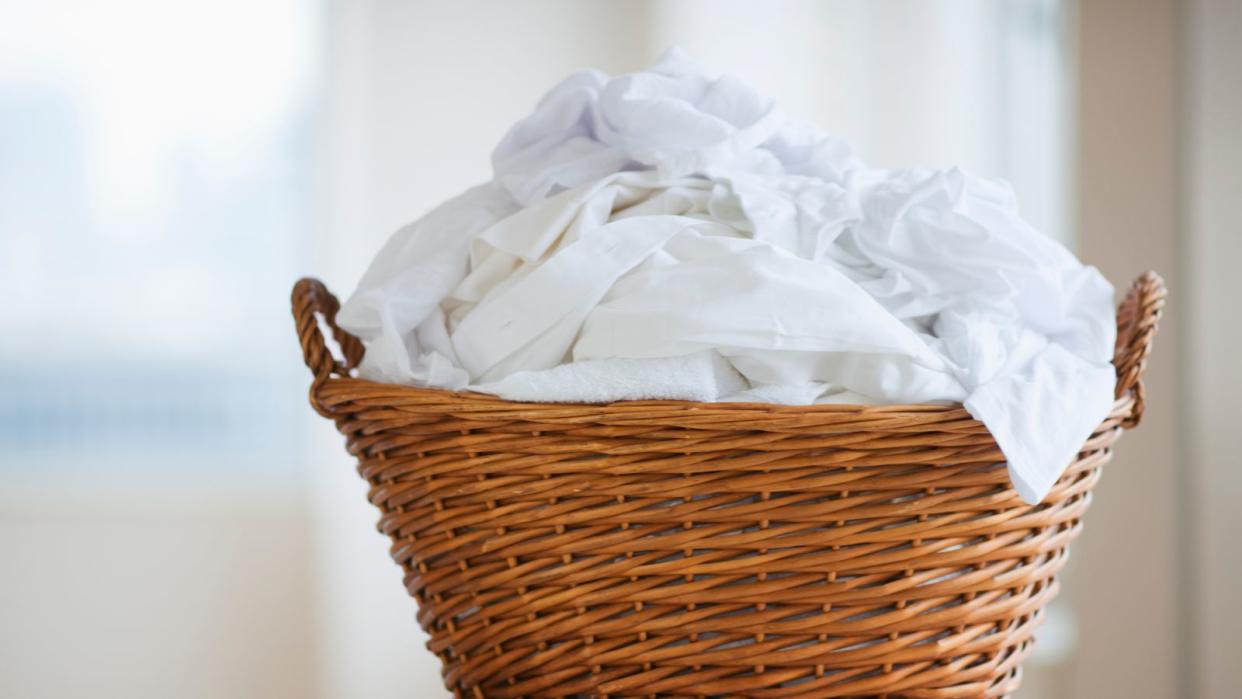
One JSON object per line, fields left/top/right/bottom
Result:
{"left": 292, "top": 271, "right": 1166, "bottom": 699}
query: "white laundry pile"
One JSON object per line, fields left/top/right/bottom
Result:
{"left": 336, "top": 49, "right": 1117, "bottom": 504}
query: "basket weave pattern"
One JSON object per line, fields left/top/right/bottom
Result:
{"left": 293, "top": 272, "right": 1165, "bottom": 698}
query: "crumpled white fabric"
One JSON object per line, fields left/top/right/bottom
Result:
{"left": 336, "top": 49, "right": 1117, "bottom": 504}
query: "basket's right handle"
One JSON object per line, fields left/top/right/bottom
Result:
{"left": 291, "top": 278, "right": 365, "bottom": 416}
{"left": 1113, "top": 271, "right": 1167, "bottom": 428}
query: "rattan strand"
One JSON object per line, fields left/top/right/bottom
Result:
{"left": 292, "top": 272, "right": 1165, "bottom": 699}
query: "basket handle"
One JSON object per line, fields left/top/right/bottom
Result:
{"left": 1112, "top": 271, "right": 1167, "bottom": 428}
{"left": 291, "top": 278, "right": 365, "bottom": 416}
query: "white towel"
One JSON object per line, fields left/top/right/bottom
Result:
{"left": 337, "top": 49, "right": 1116, "bottom": 504}
{"left": 475, "top": 350, "right": 748, "bottom": 404}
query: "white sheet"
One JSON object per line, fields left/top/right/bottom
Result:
{"left": 336, "top": 49, "right": 1116, "bottom": 504}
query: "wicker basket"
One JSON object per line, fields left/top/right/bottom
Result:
{"left": 292, "top": 272, "right": 1166, "bottom": 699}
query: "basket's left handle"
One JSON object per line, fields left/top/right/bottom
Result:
{"left": 291, "top": 278, "right": 364, "bottom": 416}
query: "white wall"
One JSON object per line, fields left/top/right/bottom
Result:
{"left": 0, "top": 1, "right": 319, "bottom": 697}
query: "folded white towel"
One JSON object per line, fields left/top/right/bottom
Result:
{"left": 475, "top": 350, "right": 748, "bottom": 404}
{"left": 337, "top": 49, "right": 1116, "bottom": 504}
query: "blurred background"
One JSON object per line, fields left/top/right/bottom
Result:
{"left": 0, "top": 1, "right": 1237, "bottom": 697}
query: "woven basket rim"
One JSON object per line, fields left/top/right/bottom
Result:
{"left": 310, "top": 372, "right": 1140, "bottom": 457}
{"left": 318, "top": 372, "right": 1137, "bottom": 422}
{"left": 327, "top": 373, "right": 975, "bottom": 413}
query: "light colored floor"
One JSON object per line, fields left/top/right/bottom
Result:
{"left": 0, "top": 495, "right": 314, "bottom": 699}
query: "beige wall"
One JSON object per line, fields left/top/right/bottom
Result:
{"left": 1072, "top": 0, "right": 1182, "bottom": 697}
{"left": 1074, "top": 1, "right": 1242, "bottom": 697}
{"left": 1183, "top": 0, "right": 1242, "bottom": 696}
